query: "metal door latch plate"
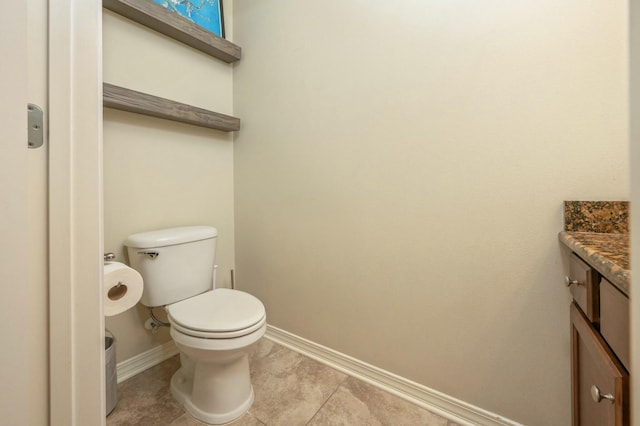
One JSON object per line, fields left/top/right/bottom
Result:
{"left": 28, "top": 103, "right": 44, "bottom": 149}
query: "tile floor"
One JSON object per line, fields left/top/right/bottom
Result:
{"left": 107, "top": 338, "right": 460, "bottom": 426}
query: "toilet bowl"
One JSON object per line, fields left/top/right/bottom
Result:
{"left": 166, "top": 289, "right": 266, "bottom": 424}
{"left": 125, "top": 226, "right": 266, "bottom": 425}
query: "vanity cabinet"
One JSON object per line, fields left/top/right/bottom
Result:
{"left": 560, "top": 201, "right": 631, "bottom": 425}
{"left": 568, "top": 255, "right": 629, "bottom": 426}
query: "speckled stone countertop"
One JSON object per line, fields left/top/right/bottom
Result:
{"left": 559, "top": 201, "right": 630, "bottom": 297}
{"left": 564, "top": 201, "right": 629, "bottom": 233}
{"left": 558, "top": 232, "right": 630, "bottom": 296}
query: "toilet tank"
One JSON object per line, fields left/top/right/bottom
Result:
{"left": 125, "top": 226, "right": 217, "bottom": 307}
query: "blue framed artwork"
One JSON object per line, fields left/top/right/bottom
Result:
{"left": 154, "top": 0, "right": 225, "bottom": 37}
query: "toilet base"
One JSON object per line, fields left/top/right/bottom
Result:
{"left": 171, "top": 367, "right": 255, "bottom": 425}
{"left": 168, "top": 321, "right": 266, "bottom": 425}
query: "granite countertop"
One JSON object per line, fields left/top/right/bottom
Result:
{"left": 558, "top": 231, "right": 630, "bottom": 296}
{"left": 559, "top": 201, "right": 630, "bottom": 297}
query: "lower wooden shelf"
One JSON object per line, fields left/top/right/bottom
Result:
{"left": 103, "top": 83, "right": 240, "bottom": 132}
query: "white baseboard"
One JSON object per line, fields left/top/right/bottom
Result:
{"left": 265, "top": 325, "right": 522, "bottom": 426}
{"left": 116, "top": 340, "right": 179, "bottom": 384}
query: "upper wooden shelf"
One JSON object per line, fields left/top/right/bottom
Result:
{"left": 103, "top": 0, "right": 241, "bottom": 63}
{"left": 103, "top": 83, "right": 240, "bottom": 132}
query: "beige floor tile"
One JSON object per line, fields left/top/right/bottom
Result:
{"left": 107, "top": 355, "right": 183, "bottom": 426}
{"left": 307, "top": 376, "right": 452, "bottom": 426}
{"left": 249, "top": 337, "right": 288, "bottom": 367}
{"left": 169, "top": 410, "right": 265, "bottom": 426}
{"left": 107, "top": 339, "right": 458, "bottom": 426}
{"left": 249, "top": 345, "right": 347, "bottom": 426}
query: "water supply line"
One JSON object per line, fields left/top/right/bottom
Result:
{"left": 146, "top": 307, "right": 169, "bottom": 334}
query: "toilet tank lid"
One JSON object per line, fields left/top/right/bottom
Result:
{"left": 125, "top": 226, "right": 217, "bottom": 249}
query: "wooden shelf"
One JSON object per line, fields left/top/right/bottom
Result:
{"left": 103, "top": 0, "right": 241, "bottom": 63}
{"left": 103, "top": 83, "right": 240, "bottom": 132}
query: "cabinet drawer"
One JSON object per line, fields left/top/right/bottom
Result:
{"left": 600, "top": 278, "right": 630, "bottom": 371}
{"left": 571, "top": 303, "right": 629, "bottom": 426}
{"left": 568, "top": 254, "right": 599, "bottom": 323}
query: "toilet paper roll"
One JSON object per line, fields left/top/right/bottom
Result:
{"left": 103, "top": 261, "right": 144, "bottom": 316}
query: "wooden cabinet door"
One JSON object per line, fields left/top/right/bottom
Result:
{"left": 599, "top": 278, "right": 630, "bottom": 371}
{"left": 571, "top": 303, "right": 629, "bottom": 426}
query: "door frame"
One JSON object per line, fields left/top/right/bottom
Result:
{"left": 630, "top": 1, "right": 640, "bottom": 425}
{"left": 49, "top": 0, "right": 104, "bottom": 424}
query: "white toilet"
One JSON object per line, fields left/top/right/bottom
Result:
{"left": 125, "top": 226, "right": 266, "bottom": 425}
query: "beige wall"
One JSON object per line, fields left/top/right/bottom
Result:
{"left": 232, "top": 1, "right": 629, "bottom": 424}
{"left": 103, "top": 8, "right": 236, "bottom": 362}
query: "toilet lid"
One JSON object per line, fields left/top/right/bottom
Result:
{"left": 166, "top": 289, "right": 265, "bottom": 333}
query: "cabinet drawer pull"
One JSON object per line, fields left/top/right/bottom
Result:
{"left": 591, "top": 385, "right": 615, "bottom": 404}
{"left": 565, "top": 276, "right": 583, "bottom": 287}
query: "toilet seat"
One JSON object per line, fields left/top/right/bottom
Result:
{"left": 167, "top": 289, "right": 266, "bottom": 339}
{"left": 170, "top": 315, "right": 266, "bottom": 339}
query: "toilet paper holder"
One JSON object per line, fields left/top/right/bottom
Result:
{"left": 107, "top": 282, "right": 128, "bottom": 301}
{"left": 104, "top": 252, "right": 116, "bottom": 262}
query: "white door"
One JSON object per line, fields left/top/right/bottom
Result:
{"left": 47, "top": 0, "right": 105, "bottom": 424}
{"left": 0, "top": 0, "right": 49, "bottom": 424}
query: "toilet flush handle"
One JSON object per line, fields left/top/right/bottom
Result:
{"left": 138, "top": 250, "right": 159, "bottom": 259}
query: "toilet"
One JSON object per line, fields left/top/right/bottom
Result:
{"left": 125, "top": 226, "right": 266, "bottom": 425}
